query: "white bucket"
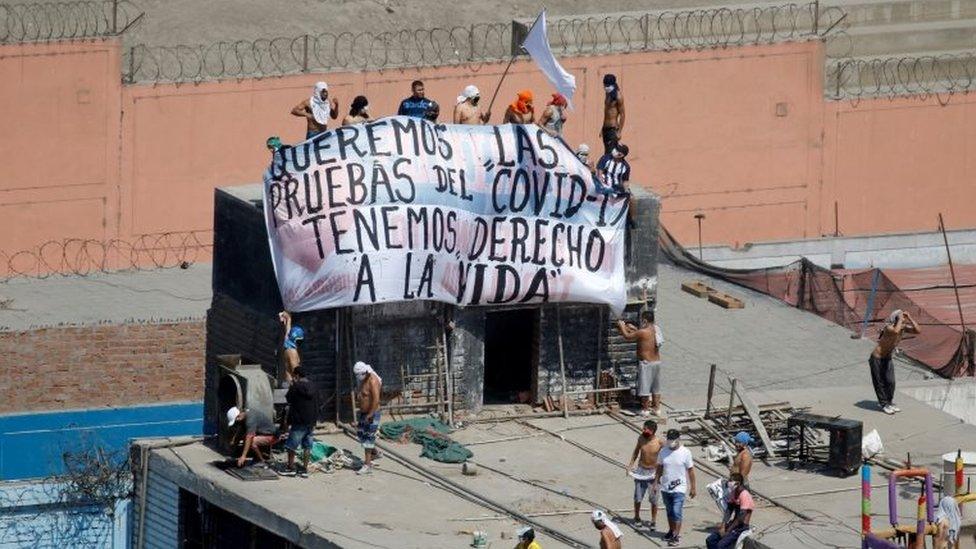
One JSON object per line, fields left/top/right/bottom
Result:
{"left": 941, "top": 451, "right": 976, "bottom": 523}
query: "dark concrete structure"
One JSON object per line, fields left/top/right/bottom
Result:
{"left": 203, "top": 184, "right": 659, "bottom": 434}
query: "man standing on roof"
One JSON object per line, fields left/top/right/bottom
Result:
{"left": 656, "top": 429, "right": 696, "bottom": 547}
{"left": 398, "top": 80, "right": 436, "bottom": 119}
{"left": 730, "top": 431, "right": 753, "bottom": 482}
{"left": 627, "top": 420, "right": 662, "bottom": 529}
{"left": 616, "top": 310, "right": 664, "bottom": 417}
{"left": 291, "top": 81, "right": 338, "bottom": 140}
{"left": 601, "top": 74, "right": 625, "bottom": 155}
{"left": 354, "top": 361, "right": 382, "bottom": 475}
{"left": 278, "top": 311, "right": 304, "bottom": 384}
{"left": 705, "top": 473, "right": 753, "bottom": 549}
{"left": 503, "top": 89, "right": 535, "bottom": 124}
{"left": 453, "top": 85, "right": 491, "bottom": 124}
{"left": 284, "top": 367, "right": 317, "bottom": 478}
{"left": 870, "top": 309, "right": 920, "bottom": 415}
{"left": 591, "top": 510, "right": 623, "bottom": 549}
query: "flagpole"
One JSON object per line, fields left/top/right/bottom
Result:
{"left": 486, "top": 53, "right": 519, "bottom": 115}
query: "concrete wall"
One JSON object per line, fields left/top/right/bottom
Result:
{"left": 0, "top": 321, "right": 205, "bottom": 413}
{"left": 902, "top": 378, "right": 976, "bottom": 426}
{"left": 695, "top": 228, "right": 976, "bottom": 270}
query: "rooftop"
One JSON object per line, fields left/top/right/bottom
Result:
{"left": 137, "top": 262, "right": 968, "bottom": 548}
{"left": 0, "top": 264, "right": 211, "bottom": 331}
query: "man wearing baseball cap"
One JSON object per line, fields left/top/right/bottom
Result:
{"left": 656, "top": 429, "right": 696, "bottom": 546}
{"left": 590, "top": 510, "right": 623, "bottom": 549}
{"left": 730, "top": 431, "right": 753, "bottom": 482}
{"left": 226, "top": 405, "right": 276, "bottom": 468}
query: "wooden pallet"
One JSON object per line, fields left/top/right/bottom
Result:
{"left": 708, "top": 291, "right": 745, "bottom": 309}
{"left": 681, "top": 280, "right": 713, "bottom": 298}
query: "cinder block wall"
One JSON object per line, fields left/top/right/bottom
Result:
{"left": 0, "top": 321, "right": 205, "bottom": 413}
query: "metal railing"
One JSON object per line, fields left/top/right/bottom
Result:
{"left": 829, "top": 53, "right": 976, "bottom": 101}
{"left": 123, "top": 2, "right": 848, "bottom": 83}
{"left": 0, "top": 0, "right": 142, "bottom": 43}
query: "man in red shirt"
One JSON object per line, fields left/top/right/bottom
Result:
{"left": 706, "top": 473, "right": 753, "bottom": 549}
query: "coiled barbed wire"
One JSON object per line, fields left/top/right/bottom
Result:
{"left": 829, "top": 52, "right": 976, "bottom": 101}
{"left": 0, "top": 0, "right": 141, "bottom": 43}
{"left": 0, "top": 231, "right": 212, "bottom": 280}
{"left": 124, "top": 2, "right": 849, "bottom": 83}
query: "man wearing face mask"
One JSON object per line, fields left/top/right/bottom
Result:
{"left": 705, "top": 473, "right": 753, "bottom": 549}
{"left": 454, "top": 84, "right": 491, "bottom": 124}
{"left": 342, "top": 95, "right": 371, "bottom": 126}
{"left": 354, "top": 361, "right": 382, "bottom": 475}
{"left": 627, "top": 420, "right": 663, "bottom": 529}
{"left": 291, "top": 81, "right": 338, "bottom": 140}
{"left": 601, "top": 74, "right": 625, "bottom": 155}
{"left": 656, "top": 429, "right": 696, "bottom": 546}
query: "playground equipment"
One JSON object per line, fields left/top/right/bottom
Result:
{"left": 863, "top": 450, "right": 975, "bottom": 549}
{"left": 862, "top": 462, "right": 936, "bottom": 549}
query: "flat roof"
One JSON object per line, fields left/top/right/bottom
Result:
{"left": 144, "top": 383, "right": 976, "bottom": 548}
{"left": 0, "top": 264, "right": 212, "bottom": 331}
{"left": 139, "top": 262, "right": 968, "bottom": 548}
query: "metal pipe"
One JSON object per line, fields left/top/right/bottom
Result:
{"left": 556, "top": 306, "right": 569, "bottom": 419}
{"left": 705, "top": 363, "right": 717, "bottom": 417}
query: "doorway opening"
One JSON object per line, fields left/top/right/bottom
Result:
{"left": 484, "top": 308, "right": 538, "bottom": 404}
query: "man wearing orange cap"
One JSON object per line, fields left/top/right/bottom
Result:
{"left": 503, "top": 90, "right": 536, "bottom": 124}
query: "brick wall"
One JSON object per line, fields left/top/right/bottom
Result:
{"left": 0, "top": 321, "right": 205, "bottom": 413}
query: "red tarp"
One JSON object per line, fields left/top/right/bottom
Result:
{"left": 660, "top": 229, "right": 975, "bottom": 378}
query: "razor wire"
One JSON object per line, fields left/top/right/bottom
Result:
{"left": 0, "top": 230, "right": 213, "bottom": 280}
{"left": 123, "top": 2, "right": 849, "bottom": 83}
{"left": 0, "top": 0, "right": 141, "bottom": 43}
{"left": 829, "top": 52, "right": 976, "bottom": 102}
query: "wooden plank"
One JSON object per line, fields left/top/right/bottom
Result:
{"left": 736, "top": 384, "right": 777, "bottom": 458}
{"left": 681, "top": 280, "right": 713, "bottom": 298}
{"left": 708, "top": 292, "right": 745, "bottom": 309}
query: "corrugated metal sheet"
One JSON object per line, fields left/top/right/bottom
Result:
{"left": 132, "top": 470, "right": 178, "bottom": 549}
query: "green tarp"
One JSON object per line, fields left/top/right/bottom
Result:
{"left": 379, "top": 418, "right": 473, "bottom": 463}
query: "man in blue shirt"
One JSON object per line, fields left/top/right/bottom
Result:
{"left": 398, "top": 80, "right": 435, "bottom": 119}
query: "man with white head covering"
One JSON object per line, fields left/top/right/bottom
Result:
{"left": 591, "top": 510, "right": 623, "bottom": 549}
{"left": 354, "top": 360, "right": 382, "bottom": 474}
{"left": 291, "top": 81, "right": 338, "bottom": 140}
{"left": 453, "top": 84, "right": 491, "bottom": 124}
{"left": 869, "top": 309, "right": 920, "bottom": 415}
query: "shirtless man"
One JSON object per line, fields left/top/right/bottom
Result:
{"left": 870, "top": 309, "right": 920, "bottom": 414}
{"left": 730, "top": 432, "right": 753, "bottom": 482}
{"left": 291, "top": 81, "right": 338, "bottom": 140}
{"left": 278, "top": 311, "right": 304, "bottom": 384}
{"left": 453, "top": 85, "right": 491, "bottom": 124}
{"left": 601, "top": 74, "right": 625, "bottom": 155}
{"left": 354, "top": 361, "right": 382, "bottom": 474}
{"left": 616, "top": 310, "right": 664, "bottom": 417}
{"left": 627, "top": 420, "right": 663, "bottom": 529}
{"left": 591, "top": 510, "right": 623, "bottom": 549}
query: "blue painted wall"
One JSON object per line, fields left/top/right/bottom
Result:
{"left": 0, "top": 402, "right": 202, "bottom": 480}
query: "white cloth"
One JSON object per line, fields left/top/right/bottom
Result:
{"left": 658, "top": 445, "right": 694, "bottom": 494}
{"left": 655, "top": 325, "right": 664, "bottom": 348}
{"left": 521, "top": 10, "right": 576, "bottom": 108}
{"left": 706, "top": 478, "right": 729, "bottom": 515}
{"left": 590, "top": 510, "right": 623, "bottom": 539}
{"left": 310, "top": 82, "right": 331, "bottom": 125}
{"left": 888, "top": 309, "right": 903, "bottom": 325}
{"left": 935, "top": 496, "right": 961, "bottom": 543}
{"left": 456, "top": 85, "right": 480, "bottom": 105}
{"left": 226, "top": 406, "right": 241, "bottom": 427}
{"left": 353, "top": 361, "right": 382, "bottom": 386}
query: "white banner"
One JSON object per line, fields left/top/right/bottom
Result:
{"left": 263, "top": 116, "right": 628, "bottom": 313}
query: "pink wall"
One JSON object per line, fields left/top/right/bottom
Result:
{"left": 823, "top": 95, "right": 976, "bottom": 236}
{"left": 0, "top": 40, "right": 121, "bottom": 252}
{"left": 3, "top": 37, "right": 976, "bottom": 273}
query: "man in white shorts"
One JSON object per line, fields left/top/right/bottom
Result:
{"left": 617, "top": 310, "right": 664, "bottom": 417}
{"left": 627, "top": 419, "right": 663, "bottom": 529}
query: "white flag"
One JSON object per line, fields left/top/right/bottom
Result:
{"left": 521, "top": 10, "right": 577, "bottom": 107}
